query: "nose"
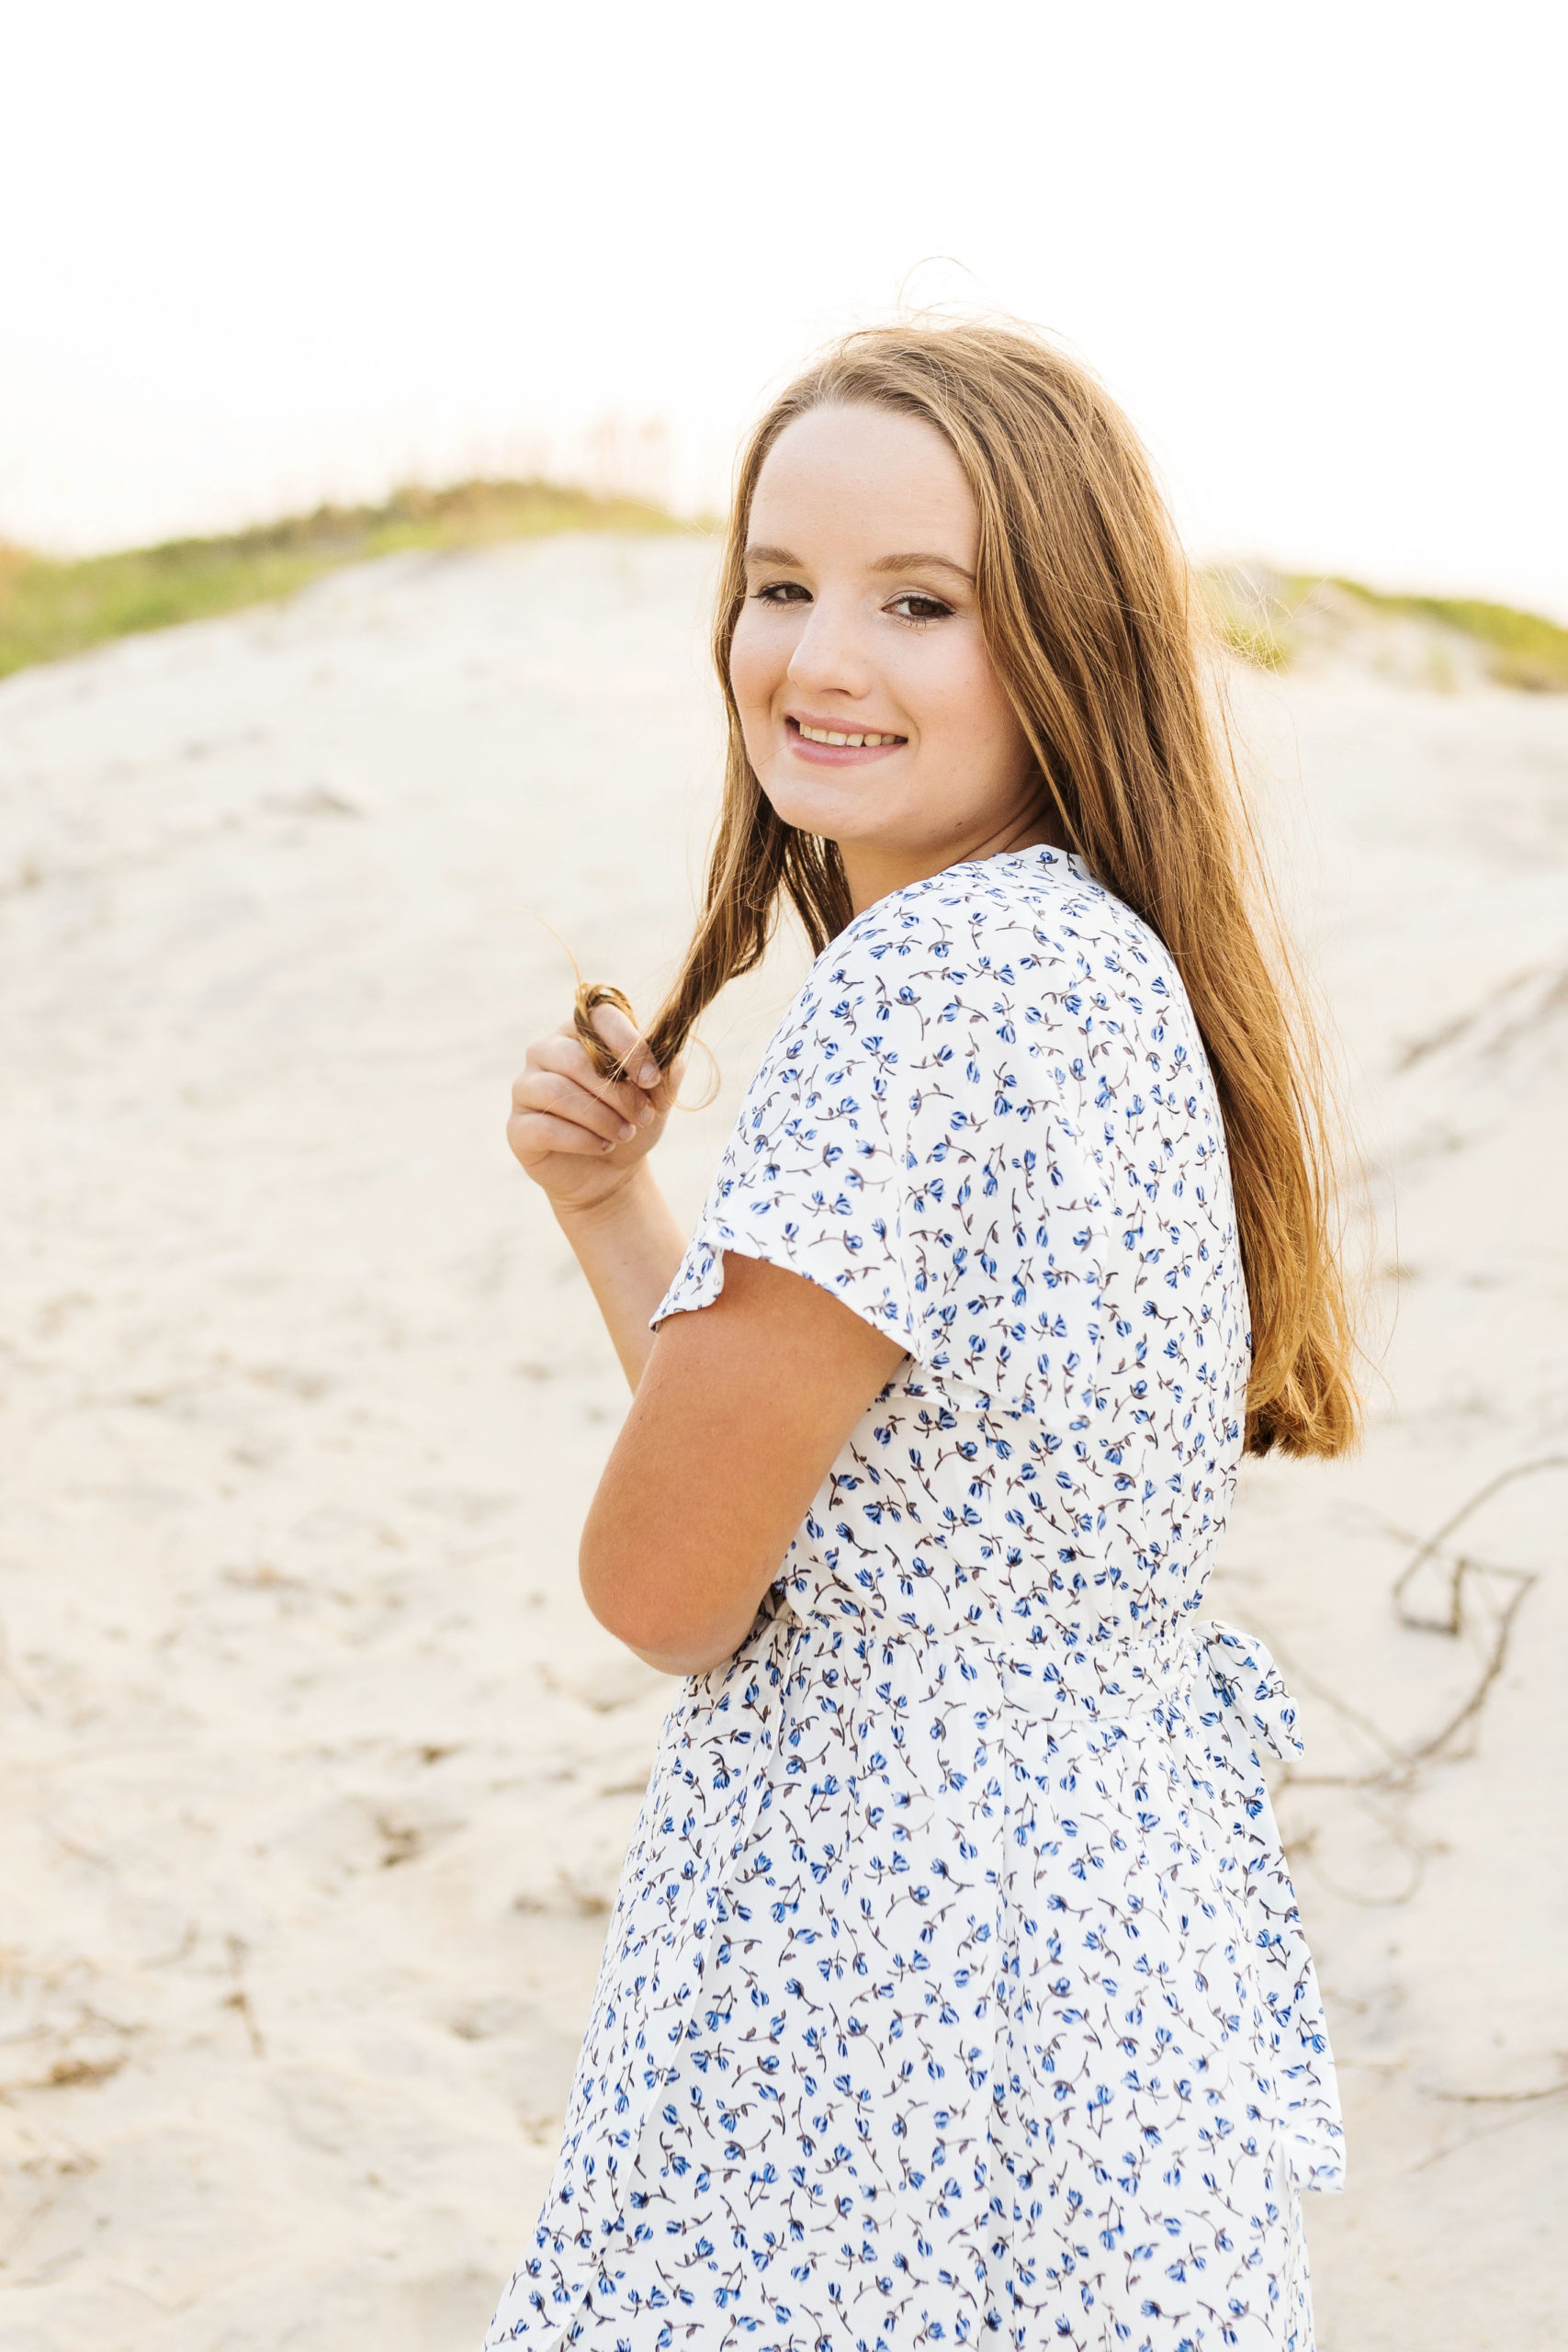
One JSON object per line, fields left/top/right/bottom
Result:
{"left": 784, "top": 591, "right": 876, "bottom": 705}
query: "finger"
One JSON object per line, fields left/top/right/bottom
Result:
{"left": 525, "top": 1036, "right": 655, "bottom": 1125}
{"left": 508, "top": 1109, "right": 626, "bottom": 1164}
{"left": 584, "top": 1001, "right": 661, "bottom": 1090}
{"left": 516, "top": 1069, "right": 638, "bottom": 1144}
{"left": 651, "top": 1049, "right": 688, "bottom": 1112}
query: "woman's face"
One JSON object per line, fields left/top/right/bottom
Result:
{"left": 729, "top": 401, "right": 1054, "bottom": 910}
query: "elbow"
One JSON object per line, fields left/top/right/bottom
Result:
{"left": 576, "top": 1543, "right": 700, "bottom": 1674}
{"left": 577, "top": 1556, "right": 667, "bottom": 1662}
{"left": 578, "top": 1529, "right": 743, "bottom": 1678}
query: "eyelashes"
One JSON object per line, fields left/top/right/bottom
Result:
{"left": 887, "top": 594, "right": 953, "bottom": 625}
{"left": 750, "top": 584, "right": 954, "bottom": 627}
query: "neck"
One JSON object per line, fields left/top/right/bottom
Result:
{"left": 838, "top": 805, "right": 1069, "bottom": 919}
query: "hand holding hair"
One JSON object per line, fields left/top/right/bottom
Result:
{"left": 572, "top": 980, "right": 644, "bottom": 1081}
{"left": 506, "top": 982, "right": 682, "bottom": 1215}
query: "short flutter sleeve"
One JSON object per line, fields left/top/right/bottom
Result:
{"left": 650, "top": 922, "right": 919, "bottom": 1348}
{"left": 649, "top": 865, "right": 1109, "bottom": 1409}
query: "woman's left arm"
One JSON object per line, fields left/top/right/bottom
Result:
{"left": 581, "top": 1252, "right": 906, "bottom": 1675}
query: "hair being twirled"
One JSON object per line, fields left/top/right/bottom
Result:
{"left": 619, "top": 319, "right": 1360, "bottom": 1458}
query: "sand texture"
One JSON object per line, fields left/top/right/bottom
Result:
{"left": 1, "top": 535, "right": 1564, "bottom": 2348}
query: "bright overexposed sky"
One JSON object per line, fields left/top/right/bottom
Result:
{"left": 3, "top": 0, "right": 1565, "bottom": 615}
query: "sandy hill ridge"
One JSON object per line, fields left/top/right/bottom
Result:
{"left": 0, "top": 534, "right": 1563, "bottom": 2348}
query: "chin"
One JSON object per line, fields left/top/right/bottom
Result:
{"left": 759, "top": 767, "right": 896, "bottom": 845}
{"left": 758, "top": 780, "right": 852, "bottom": 840}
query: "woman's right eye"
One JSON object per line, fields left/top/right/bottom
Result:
{"left": 754, "top": 581, "right": 811, "bottom": 605}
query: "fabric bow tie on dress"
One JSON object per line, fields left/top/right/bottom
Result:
{"left": 1198, "top": 1618, "right": 1306, "bottom": 1771}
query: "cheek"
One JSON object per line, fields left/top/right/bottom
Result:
{"left": 728, "top": 609, "right": 785, "bottom": 720}
{"left": 898, "top": 630, "right": 1019, "bottom": 753}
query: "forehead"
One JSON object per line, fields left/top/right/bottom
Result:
{"left": 750, "top": 403, "right": 976, "bottom": 549}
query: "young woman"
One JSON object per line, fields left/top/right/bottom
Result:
{"left": 490, "top": 322, "right": 1359, "bottom": 2352}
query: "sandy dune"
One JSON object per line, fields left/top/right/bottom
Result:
{"left": 1, "top": 534, "right": 1563, "bottom": 2349}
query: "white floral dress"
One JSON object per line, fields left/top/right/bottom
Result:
{"left": 485, "top": 845, "right": 1342, "bottom": 2352}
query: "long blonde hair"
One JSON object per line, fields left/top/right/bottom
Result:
{"left": 625, "top": 320, "right": 1359, "bottom": 1459}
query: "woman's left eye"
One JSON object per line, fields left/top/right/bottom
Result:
{"left": 888, "top": 593, "right": 953, "bottom": 624}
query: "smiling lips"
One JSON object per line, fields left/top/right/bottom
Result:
{"left": 787, "top": 715, "right": 906, "bottom": 755}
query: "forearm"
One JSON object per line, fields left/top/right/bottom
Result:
{"left": 552, "top": 1162, "right": 688, "bottom": 1390}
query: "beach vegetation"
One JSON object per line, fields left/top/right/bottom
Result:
{"left": 1205, "top": 564, "right": 1568, "bottom": 692}
{"left": 1201, "top": 568, "right": 1295, "bottom": 672}
{"left": 0, "top": 480, "right": 686, "bottom": 681}
{"left": 1317, "top": 578, "right": 1568, "bottom": 692}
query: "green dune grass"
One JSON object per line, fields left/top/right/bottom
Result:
{"left": 0, "top": 480, "right": 687, "bottom": 681}
{"left": 3, "top": 485, "right": 1565, "bottom": 694}
{"left": 1205, "top": 567, "right": 1568, "bottom": 691}
{"left": 1316, "top": 579, "right": 1568, "bottom": 691}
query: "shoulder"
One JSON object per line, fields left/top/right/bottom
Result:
{"left": 746, "top": 849, "right": 1199, "bottom": 1166}
{"left": 804, "top": 847, "right": 1178, "bottom": 1045}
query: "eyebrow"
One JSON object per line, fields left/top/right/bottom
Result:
{"left": 871, "top": 550, "right": 976, "bottom": 587}
{"left": 742, "top": 543, "right": 976, "bottom": 587}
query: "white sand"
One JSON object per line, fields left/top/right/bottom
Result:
{"left": 1, "top": 535, "right": 1563, "bottom": 2349}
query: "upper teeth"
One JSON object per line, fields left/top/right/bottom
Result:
{"left": 797, "top": 723, "right": 901, "bottom": 747}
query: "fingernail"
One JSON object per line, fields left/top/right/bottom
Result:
{"left": 637, "top": 1102, "right": 654, "bottom": 1125}
{"left": 617, "top": 1120, "right": 637, "bottom": 1140}
{"left": 601, "top": 1137, "right": 615, "bottom": 1154}
{"left": 638, "top": 1061, "right": 659, "bottom": 1088}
